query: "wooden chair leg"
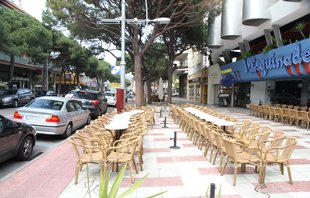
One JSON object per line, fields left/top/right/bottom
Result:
{"left": 132, "top": 158, "right": 138, "bottom": 174}
{"left": 74, "top": 163, "right": 80, "bottom": 184}
{"left": 221, "top": 160, "right": 228, "bottom": 176}
{"left": 128, "top": 162, "right": 134, "bottom": 183}
{"left": 219, "top": 154, "right": 224, "bottom": 172}
{"left": 204, "top": 144, "right": 210, "bottom": 157}
{"left": 212, "top": 151, "right": 218, "bottom": 165}
{"left": 287, "top": 164, "right": 293, "bottom": 184}
{"left": 280, "top": 163, "right": 284, "bottom": 175}
{"left": 233, "top": 164, "right": 238, "bottom": 186}
{"left": 209, "top": 148, "right": 214, "bottom": 163}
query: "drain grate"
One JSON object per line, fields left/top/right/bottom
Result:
{"left": 28, "top": 152, "right": 43, "bottom": 161}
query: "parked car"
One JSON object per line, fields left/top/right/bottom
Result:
{"left": 104, "top": 91, "right": 117, "bottom": 106}
{"left": 13, "top": 96, "right": 91, "bottom": 138}
{"left": 64, "top": 90, "right": 79, "bottom": 98}
{"left": 172, "top": 92, "right": 179, "bottom": 97}
{"left": 0, "top": 88, "right": 34, "bottom": 107}
{"left": 0, "top": 114, "right": 36, "bottom": 163}
{"left": 34, "top": 90, "right": 57, "bottom": 97}
{"left": 72, "top": 90, "right": 108, "bottom": 119}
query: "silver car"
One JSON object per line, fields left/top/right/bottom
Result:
{"left": 13, "top": 96, "right": 91, "bottom": 138}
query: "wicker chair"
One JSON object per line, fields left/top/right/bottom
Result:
{"left": 221, "top": 136, "right": 260, "bottom": 186}
{"left": 259, "top": 137, "right": 297, "bottom": 184}
{"left": 107, "top": 136, "right": 141, "bottom": 183}
{"left": 68, "top": 135, "right": 108, "bottom": 184}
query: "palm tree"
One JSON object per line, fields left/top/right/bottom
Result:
{"left": 294, "top": 22, "right": 306, "bottom": 39}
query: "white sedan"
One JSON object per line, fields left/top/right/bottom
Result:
{"left": 13, "top": 96, "right": 91, "bottom": 138}
{"left": 104, "top": 91, "right": 117, "bottom": 106}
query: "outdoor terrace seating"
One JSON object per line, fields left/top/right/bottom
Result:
{"left": 249, "top": 104, "right": 310, "bottom": 128}
{"left": 174, "top": 104, "right": 298, "bottom": 186}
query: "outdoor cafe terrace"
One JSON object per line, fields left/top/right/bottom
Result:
{"left": 58, "top": 104, "right": 310, "bottom": 198}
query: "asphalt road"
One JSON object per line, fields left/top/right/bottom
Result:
{"left": 0, "top": 105, "right": 116, "bottom": 180}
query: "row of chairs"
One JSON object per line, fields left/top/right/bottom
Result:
{"left": 250, "top": 104, "right": 310, "bottom": 128}
{"left": 274, "top": 104, "right": 309, "bottom": 111}
{"left": 68, "top": 106, "right": 155, "bottom": 184}
{"left": 170, "top": 104, "right": 297, "bottom": 186}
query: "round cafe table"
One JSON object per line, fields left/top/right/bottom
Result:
{"left": 104, "top": 123, "right": 129, "bottom": 140}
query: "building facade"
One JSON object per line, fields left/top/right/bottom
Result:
{"left": 207, "top": 0, "right": 310, "bottom": 107}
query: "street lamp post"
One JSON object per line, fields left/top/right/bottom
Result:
{"left": 120, "top": 0, "right": 126, "bottom": 90}
{"left": 100, "top": 1, "right": 170, "bottom": 107}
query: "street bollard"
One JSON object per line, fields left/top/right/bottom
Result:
{"left": 162, "top": 116, "right": 168, "bottom": 128}
{"left": 159, "top": 109, "right": 162, "bottom": 118}
{"left": 210, "top": 183, "right": 215, "bottom": 198}
{"left": 170, "top": 131, "right": 180, "bottom": 149}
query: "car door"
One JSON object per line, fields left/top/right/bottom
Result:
{"left": 17, "top": 89, "right": 26, "bottom": 104}
{"left": 23, "top": 89, "right": 33, "bottom": 103}
{"left": 66, "top": 100, "right": 81, "bottom": 130}
{"left": 0, "top": 116, "right": 19, "bottom": 161}
{"left": 73, "top": 101, "right": 88, "bottom": 128}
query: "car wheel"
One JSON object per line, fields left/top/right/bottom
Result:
{"left": 16, "top": 136, "right": 34, "bottom": 160}
{"left": 13, "top": 100, "right": 19, "bottom": 107}
{"left": 86, "top": 115, "right": 91, "bottom": 125}
{"left": 98, "top": 109, "right": 102, "bottom": 117}
{"left": 62, "top": 123, "right": 72, "bottom": 139}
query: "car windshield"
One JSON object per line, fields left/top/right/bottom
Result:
{"left": 105, "top": 92, "right": 115, "bottom": 97}
{"left": 1, "top": 89, "right": 17, "bottom": 95}
{"left": 25, "top": 99, "right": 64, "bottom": 110}
{"left": 74, "top": 92, "right": 97, "bottom": 100}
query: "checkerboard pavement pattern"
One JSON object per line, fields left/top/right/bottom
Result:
{"left": 60, "top": 106, "right": 310, "bottom": 198}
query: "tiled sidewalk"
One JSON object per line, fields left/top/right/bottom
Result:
{"left": 1, "top": 104, "right": 310, "bottom": 198}
{"left": 60, "top": 106, "right": 310, "bottom": 198}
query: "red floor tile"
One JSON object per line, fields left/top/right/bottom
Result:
{"left": 157, "top": 156, "right": 207, "bottom": 163}
{"left": 296, "top": 145, "right": 308, "bottom": 149}
{"left": 182, "top": 143, "right": 197, "bottom": 147}
{"left": 199, "top": 166, "right": 256, "bottom": 175}
{"left": 145, "top": 133, "right": 165, "bottom": 136}
{"left": 144, "top": 148, "right": 171, "bottom": 152}
{"left": 259, "top": 181, "right": 310, "bottom": 193}
{"left": 290, "top": 159, "right": 310, "bottom": 164}
{"left": 157, "top": 157, "right": 173, "bottom": 163}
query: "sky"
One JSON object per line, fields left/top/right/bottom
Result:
{"left": 16, "top": 0, "right": 117, "bottom": 65}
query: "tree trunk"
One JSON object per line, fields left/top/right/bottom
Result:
{"left": 166, "top": 58, "right": 174, "bottom": 104}
{"left": 42, "top": 61, "right": 48, "bottom": 91}
{"left": 57, "top": 68, "right": 64, "bottom": 95}
{"left": 134, "top": 53, "right": 143, "bottom": 107}
{"left": 146, "top": 80, "right": 152, "bottom": 104}
{"left": 9, "top": 55, "right": 15, "bottom": 87}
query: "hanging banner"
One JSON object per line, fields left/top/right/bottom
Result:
{"left": 111, "top": 65, "right": 120, "bottom": 75}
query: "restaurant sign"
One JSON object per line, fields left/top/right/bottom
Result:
{"left": 220, "top": 38, "right": 310, "bottom": 82}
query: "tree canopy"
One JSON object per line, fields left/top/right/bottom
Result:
{"left": 0, "top": 7, "right": 52, "bottom": 82}
{"left": 46, "top": 0, "right": 213, "bottom": 106}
